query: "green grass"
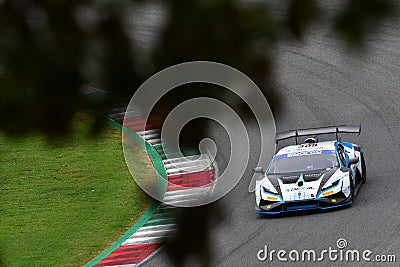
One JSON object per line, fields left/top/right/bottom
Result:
{"left": 0, "top": 114, "right": 152, "bottom": 267}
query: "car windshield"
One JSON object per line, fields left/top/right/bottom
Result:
{"left": 268, "top": 154, "right": 339, "bottom": 174}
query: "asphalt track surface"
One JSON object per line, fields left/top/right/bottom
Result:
{"left": 119, "top": 1, "right": 400, "bottom": 266}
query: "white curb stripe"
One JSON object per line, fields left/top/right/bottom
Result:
{"left": 105, "top": 264, "right": 137, "bottom": 267}
{"left": 164, "top": 159, "right": 211, "bottom": 169}
{"left": 138, "top": 133, "right": 160, "bottom": 141}
{"left": 136, "top": 129, "right": 160, "bottom": 136}
{"left": 132, "top": 229, "right": 176, "bottom": 238}
{"left": 163, "top": 187, "right": 213, "bottom": 201}
{"left": 162, "top": 155, "right": 203, "bottom": 164}
{"left": 166, "top": 165, "right": 212, "bottom": 175}
{"left": 145, "top": 138, "right": 162, "bottom": 145}
{"left": 135, "top": 224, "right": 176, "bottom": 233}
{"left": 123, "top": 235, "right": 172, "bottom": 245}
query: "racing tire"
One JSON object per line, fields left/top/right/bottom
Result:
{"left": 361, "top": 153, "right": 366, "bottom": 183}
{"left": 349, "top": 173, "right": 355, "bottom": 202}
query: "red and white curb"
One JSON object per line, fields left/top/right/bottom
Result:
{"left": 88, "top": 108, "right": 215, "bottom": 267}
{"left": 93, "top": 207, "right": 176, "bottom": 266}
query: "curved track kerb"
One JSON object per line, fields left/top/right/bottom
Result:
{"left": 84, "top": 106, "right": 216, "bottom": 267}
{"left": 83, "top": 117, "right": 163, "bottom": 267}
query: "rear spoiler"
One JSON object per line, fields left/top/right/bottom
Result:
{"left": 275, "top": 125, "right": 361, "bottom": 144}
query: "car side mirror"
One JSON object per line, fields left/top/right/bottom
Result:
{"left": 340, "top": 167, "right": 351, "bottom": 172}
{"left": 348, "top": 156, "right": 359, "bottom": 166}
{"left": 253, "top": 167, "right": 264, "bottom": 174}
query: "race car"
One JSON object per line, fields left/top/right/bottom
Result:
{"left": 254, "top": 125, "right": 366, "bottom": 215}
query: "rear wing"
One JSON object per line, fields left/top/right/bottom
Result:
{"left": 275, "top": 125, "right": 361, "bottom": 144}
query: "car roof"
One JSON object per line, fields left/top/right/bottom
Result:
{"left": 276, "top": 140, "right": 337, "bottom": 156}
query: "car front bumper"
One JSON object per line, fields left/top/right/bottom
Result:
{"left": 255, "top": 196, "right": 352, "bottom": 215}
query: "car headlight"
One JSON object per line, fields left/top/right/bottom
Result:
{"left": 322, "top": 172, "right": 346, "bottom": 190}
{"left": 262, "top": 177, "right": 278, "bottom": 194}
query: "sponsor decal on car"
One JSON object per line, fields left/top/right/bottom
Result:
{"left": 274, "top": 150, "right": 336, "bottom": 159}
{"left": 290, "top": 186, "right": 314, "bottom": 191}
{"left": 287, "top": 150, "right": 323, "bottom": 157}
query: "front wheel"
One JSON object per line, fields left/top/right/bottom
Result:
{"left": 361, "top": 153, "right": 367, "bottom": 183}
{"left": 349, "top": 173, "right": 355, "bottom": 201}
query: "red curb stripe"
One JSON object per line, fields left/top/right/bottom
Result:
{"left": 168, "top": 170, "right": 213, "bottom": 178}
{"left": 127, "top": 125, "right": 157, "bottom": 132}
{"left": 117, "top": 116, "right": 161, "bottom": 127}
{"left": 168, "top": 173, "right": 213, "bottom": 180}
{"left": 111, "top": 243, "right": 159, "bottom": 253}
{"left": 168, "top": 169, "right": 213, "bottom": 179}
{"left": 169, "top": 181, "right": 212, "bottom": 187}
{"left": 98, "top": 251, "right": 152, "bottom": 262}
{"left": 167, "top": 170, "right": 214, "bottom": 188}
{"left": 94, "top": 243, "right": 160, "bottom": 266}
{"left": 110, "top": 246, "right": 157, "bottom": 255}
{"left": 168, "top": 176, "right": 214, "bottom": 183}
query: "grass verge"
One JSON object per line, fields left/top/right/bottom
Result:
{"left": 0, "top": 114, "right": 152, "bottom": 267}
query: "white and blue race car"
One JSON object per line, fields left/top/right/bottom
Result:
{"left": 254, "top": 125, "right": 366, "bottom": 215}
